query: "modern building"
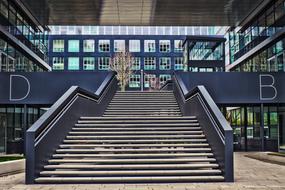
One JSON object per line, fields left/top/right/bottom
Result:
{"left": 0, "top": 0, "right": 284, "bottom": 184}
{"left": 48, "top": 26, "right": 223, "bottom": 90}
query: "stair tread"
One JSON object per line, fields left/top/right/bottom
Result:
{"left": 75, "top": 123, "right": 199, "bottom": 127}
{"left": 52, "top": 153, "right": 214, "bottom": 158}
{"left": 35, "top": 176, "right": 224, "bottom": 183}
{"left": 40, "top": 169, "right": 222, "bottom": 176}
{"left": 59, "top": 143, "right": 209, "bottom": 148}
{"left": 66, "top": 135, "right": 206, "bottom": 139}
{"left": 80, "top": 116, "right": 196, "bottom": 119}
{"left": 44, "top": 163, "right": 219, "bottom": 169}
{"left": 72, "top": 127, "right": 201, "bottom": 131}
{"left": 56, "top": 148, "right": 212, "bottom": 153}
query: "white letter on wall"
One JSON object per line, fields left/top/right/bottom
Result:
{"left": 9, "top": 75, "right": 31, "bottom": 101}
{"left": 259, "top": 74, "right": 277, "bottom": 100}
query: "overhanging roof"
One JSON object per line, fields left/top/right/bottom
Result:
{"left": 21, "top": 0, "right": 266, "bottom": 26}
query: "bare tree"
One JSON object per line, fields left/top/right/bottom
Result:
{"left": 110, "top": 52, "right": 134, "bottom": 91}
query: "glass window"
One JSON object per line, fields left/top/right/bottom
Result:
{"left": 159, "top": 74, "right": 171, "bottom": 87}
{"left": 68, "top": 57, "right": 79, "bottom": 70}
{"left": 83, "top": 40, "right": 95, "bottom": 52}
{"left": 68, "top": 40, "right": 80, "bottom": 52}
{"left": 114, "top": 40, "right": 125, "bottom": 52}
{"left": 129, "top": 40, "right": 140, "bottom": 52}
{"left": 52, "top": 57, "right": 64, "bottom": 70}
{"left": 53, "top": 40, "right": 64, "bottom": 52}
{"left": 144, "top": 74, "right": 156, "bottom": 88}
{"left": 131, "top": 57, "right": 141, "bottom": 70}
{"left": 159, "top": 40, "right": 171, "bottom": 52}
{"left": 174, "top": 40, "right": 183, "bottom": 52}
{"left": 98, "top": 40, "right": 110, "bottom": 52}
{"left": 144, "top": 40, "right": 156, "bottom": 52}
{"left": 83, "top": 57, "right": 95, "bottom": 70}
{"left": 129, "top": 74, "right": 141, "bottom": 88}
{"left": 144, "top": 57, "right": 156, "bottom": 70}
{"left": 174, "top": 57, "right": 184, "bottom": 70}
{"left": 98, "top": 57, "right": 110, "bottom": 70}
{"left": 159, "top": 57, "right": 171, "bottom": 70}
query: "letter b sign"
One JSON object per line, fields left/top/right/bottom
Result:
{"left": 259, "top": 74, "right": 277, "bottom": 101}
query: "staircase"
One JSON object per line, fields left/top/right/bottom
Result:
{"left": 35, "top": 91, "right": 224, "bottom": 183}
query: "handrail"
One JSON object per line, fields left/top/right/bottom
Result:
{"left": 159, "top": 80, "right": 173, "bottom": 91}
{"left": 28, "top": 72, "right": 116, "bottom": 140}
{"left": 173, "top": 72, "right": 233, "bottom": 182}
{"left": 26, "top": 72, "right": 118, "bottom": 184}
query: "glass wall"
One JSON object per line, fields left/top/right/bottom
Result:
{"left": 0, "top": 38, "right": 46, "bottom": 72}
{"left": 232, "top": 38, "right": 285, "bottom": 72}
{"left": 229, "top": 0, "right": 285, "bottom": 66}
{"left": 225, "top": 105, "right": 281, "bottom": 151}
{"left": 0, "top": 0, "right": 49, "bottom": 62}
{"left": 0, "top": 105, "right": 46, "bottom": 154}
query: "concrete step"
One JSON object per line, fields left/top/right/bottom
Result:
{"left": 71, "top": 127, "right": 201, "bottom": 131}
{"left": 107, "top": 105, "right": 179, "bottom": 108}
{"left": 59, "top": 143, "right": 209, "bottom": 148}
{"left": 48, "top": 158, "right": 216, "bottom": 164}
{"left": 44, "top": 163, "right": 219, "bottom": 170}
{"left": 80, "top": 116, "right": 196, "bottom": 120}
{"left": 65, "top": 134, "right": 206, "bottom": 139}
{"left": 109, "top": 102, "right": 178, "bottom": 105}
{"left": 68, "top": 131, "right": 203, "bottom": 135}
{"left": 52, "top": 152, "right": 214, "bottom": 158}
{"left": 40, "top": 169, "right": 222, "bottom": 177}
{"left": 63, "top": 139, "right": 208, "bottom": 144}
{"left": 77, "top": 119, "right": 198, "bottom": 124}
{"left": 35, "top": 176, "right": 225, "bottom": 183}
{"left": 75, "top": 123, "right": 200, "bottom": 127}
{"left": 110, "top": 101, "right": 177, "bottom": 104}
{"left": 103, "top": 114, "right": 182, "bottom": 116}
{"left": 56, "top": 148, "right": 212, "bottom": 153}
{"left": 106, "top": 107, "right": 179, "bottom": 110}
{"left": 105, "top": 108, "right": 181, "bottom": 113}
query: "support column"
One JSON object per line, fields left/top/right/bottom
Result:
{"left": 260, "top": 104, "right": 265, "bottom": 151}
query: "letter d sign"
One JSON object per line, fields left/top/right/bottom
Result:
{"left": 9, "top": 75, "right": 30, "bottom": 101}
{"left": 259, "top": 74, "right": 277, "bottom": 100}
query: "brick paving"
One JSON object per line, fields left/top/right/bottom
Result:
{"left": 1, "top": 152, "right": 285, "bottom": 190}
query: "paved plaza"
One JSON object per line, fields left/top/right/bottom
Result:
{"left": 0, "top": 152, "right": 284, "bottom": 190}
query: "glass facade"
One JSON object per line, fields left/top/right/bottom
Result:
{"left": 52, "top": 57, "right": 64, "bottom": 70}
{"left": 53, "top": 40, "right": 64, "bottom": 52}
{"left": 228, "top": 0, "right": 285, "bottom": 72}
{"left": 0, "top": 106, "right": 46, "bottom": 154}
{"left": 0, "top": 38, "right": 45, "bottom": 72}
{"left": 0, "top": 0, "right": 49, "bottom": 61}
{"left": 159, "top": 40, "right": 171, "bottom": 53}
{"left": 129, "top": 74, "right": 141, "bottom": 88}
{"left": 225, "top": 106, "right": 281, "bottom": 151}
{"left": 159, "top": 57, "right": 171, "bottom": 70}
{"left": 114, "top": 40, "right": 125, "bottom": 52}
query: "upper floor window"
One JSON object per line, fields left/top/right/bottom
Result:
{"left": 53, "top": 40, "right": 64, "bottom": 52}
{"left": 159, "top": 57, "right": 171, "bottom": 70}
{"left": 129, "top": 40, "right": 140, "bottom": 52}
{"left": 159, "top": 74, "right": 172, "bottom": 87}
{"left": 83, "top": 40, "right": 95, "bottom": 52}
{"left": 114, "top": 40, "right": 125, "bottom": 52}
{"left": 98, "top": 40, "right": 110, "bottom": 52}
{"left": 144, "top": 40, "right": 156, "bottom": 52}
{"left": 129, "top": 74, "right": 141, "bottom": 88}
{"left": 68, "top": 57, "right": 79, "bottom": 70}
{"left": 83, "top": 57, "right": 95, "bottom": 70}
{"left": 98, "top": 57, "right": 110, "bottom": 70}
{"left": 131, "top": 57, "right": 141, "bottom": 70}
{"left": 144, "top": 57, "right": 156, "bottom": 70}
{"left": 174, "top": 40, "right": 183, "bottom": 52}
{"left": 52, "top": 57, "right": 64, "bottom": 70}
{"left": 159, "top": 40, "right": 170, "bottom": 52}
{"left": 68, "top": 40, "right": 80, "bottom": 52}
{"left": 174, "top": 57, "right": 184, "bottom": 70}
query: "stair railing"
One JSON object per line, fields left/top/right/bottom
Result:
{"left": 25, "top": 72, "right": 118, "bottom": 184}
{"left": 173, "top": 73, "right": 233, "bottom": 182}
